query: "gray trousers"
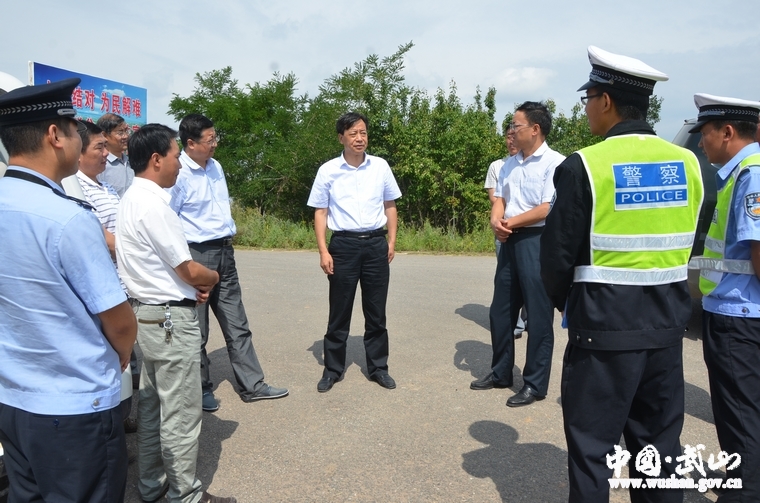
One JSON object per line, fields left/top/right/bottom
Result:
{"left": 190, "top": 243, "right": 265, "bottom": 398}
{"left": 135, "top": 303, "right": 203, "bottom": 503}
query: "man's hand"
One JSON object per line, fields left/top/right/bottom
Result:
{"left": 388, "top": 242, "right": 396, "bottom": 263}
{"left": 97, "top": 301, "right": 137, "bottom": 372}
{"left": 491, "top": 218, "right": 512, "bottom": 242}
{"left": 195, "top": 283, "right": 214, "bottom": 304}
{"left": 320, "top": 250, "right": 334, "bottom": 275}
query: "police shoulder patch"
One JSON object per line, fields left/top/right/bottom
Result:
{"left": 744, "top": 192, "right": 760, "bottom": 220}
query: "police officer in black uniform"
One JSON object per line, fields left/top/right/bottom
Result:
{"left": 540, "top": 46, "right": 703, "bottom": 503}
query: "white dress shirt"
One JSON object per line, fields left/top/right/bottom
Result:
{"left": 485, "top": 157, "right": 508, "bottom": 190}
{"left": 169, "top": 151, "right": 236, "bottom": 243}
{"left": 307, "top": 153, "right": 402, "bottom": 232}
{"left": 494, "top": 142, "right": 565, "bottom": 226}
{"left": 116, "top": 177, "right": 196, "bottom": 304}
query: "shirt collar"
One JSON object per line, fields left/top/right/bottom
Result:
{"left": 517, "top": 141, "right": 549, "bottom": 163}
{"left": 106, "top": 152, "right": 127, "bottom": 165}
{"left": 180, "top": 150, "right": 211, "bottom": 171}
{"left": 340, "top": 152, "right": 369, "bottom": 170}
{"left": 604, "top": 120, "right": 655, "bottom": 139}
{"left": 76, "top": 170, "right": 101, "bottom": 188}
{"left": 132, "top": 176, "right": 172, "bottom": 203}
{"left": 716, "top": 142, "right": 760, "bottom": 181}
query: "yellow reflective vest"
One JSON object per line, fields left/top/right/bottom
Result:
{"left": 574, "top": 134, "right": 704, "bottom": 285}
{"left": 690, "top": 153, "right": 760, "bottom": 295}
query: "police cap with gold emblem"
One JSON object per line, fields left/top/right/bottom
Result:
{"left": 578, "top": 46, "right": 668, "bottom": 97}
{"left": 689, "top": 93, "right": 760, "bottom": 133}
{"left": 0, "top": 78, "right": 81, "bottom": 127}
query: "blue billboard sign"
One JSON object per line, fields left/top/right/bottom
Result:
{"left": 29, "top": 62, "right": 147, "bottom": 129}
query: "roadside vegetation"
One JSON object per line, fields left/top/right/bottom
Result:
{"left": 172, "top": 42, "right": 661, "bottom": 252}
{"left": 232, "top": 205, "right": 496, "bottom": 253}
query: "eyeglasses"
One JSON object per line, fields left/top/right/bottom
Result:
{"left": 111, "top": 128, "right": 131, "bottom": 138}
{"left": 581, "top": 93, "right": 604, "bottom": 105}
{"left": 195, "top": 136, "right": 220, "bottom": 146}
{"left": 507, "top": 123, "right": 531, "bottom": 132}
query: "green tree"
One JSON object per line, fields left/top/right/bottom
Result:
{"left": 168, "top": 45, "right": 662, "bottom": 234}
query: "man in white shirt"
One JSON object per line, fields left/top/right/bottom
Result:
{"left": 484, "top": 133, "right": 526, "bottom": 337}
{"left": 116, "top": 124, "right": 235, "bottom": 503}
{"left": 76, "top": 120, "right": 139, "bottom": 433}
{"left": 169, "top": 113, "right": 288, "bottom": 412}
{"left": 471, "top": 102, "right": 565, "bottom": 407}
{"left": 307, "top": 112, "right": 402, "bottom": 393}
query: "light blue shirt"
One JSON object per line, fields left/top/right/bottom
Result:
{"left": 703, "top": 142, "right": 760, "bottom": 317}
{"left": 169, "top": 151, "right": 236, "bottom": 243}
{"left": 307, "top": 153, "right": 402, "bottom": 232}
{"left": 0, "top": 167, "right": 127, "bottom": 415}
{"left": 97, "top": 152, "right": 133, "bottom": 198}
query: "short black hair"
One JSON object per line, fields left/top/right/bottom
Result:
{"left": 96, "top": 113, "right": 126, "bottom": 134}
{"left": 79, "top": 121, "right": 104, "bottom": 153}
{"left": 0, "top": 117, "right": 76, "bottom": 157}
{"left": 597, "top": 86, "right": 649, "bottom": 122}
{"left": 127, "top": 124, "right": 178, "bottom": 174}
{"left": 336, "top": 112, "right": 369, "bottom": 135}
{"left": 708, "top": 120, "right": 758, "bottom": 141}
{"left": 515, "top": 101, "right": 552, "bottom": 137}
{"left": 179, "top": 113, "right": 214, "bottom": 148}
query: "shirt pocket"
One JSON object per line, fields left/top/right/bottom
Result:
{"left": 521, "top": 175, "right": 547, "bottom": 206}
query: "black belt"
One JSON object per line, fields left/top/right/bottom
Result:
{"left": 511, "top": 227, "right": 544, "bottom": 235}
{"left": 332, "top": 229, "right": 387, "bottom": 239}
{"left": 134, "top": 298, "right": 196, "bottom": 308}
{"left": 196, "top": 237, "right": 233, "bottom": 247}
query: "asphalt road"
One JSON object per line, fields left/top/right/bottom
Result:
{"left": 122, "top": 250, "right": 723, "bottom": 503}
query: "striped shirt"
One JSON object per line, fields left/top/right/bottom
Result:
{"left": 77, "top": 171, "right": 120, "bottom": 234}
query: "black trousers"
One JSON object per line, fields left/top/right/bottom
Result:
{"left": 489, "top": 230, "right": 554, "bottom": 394}
{"left": 190, "top": 242, "right": 266, "bottom": 398}
{"left": 0, "top": 403, "right": 127, "bottom": 503}
{"left": 323, "top": 234, "right": 390, "bottom": 379}
{"left": 703, "top": 311, "right": 760, "bottom": 502}
{"left": 562, "top": 343, "right": 684, "bottom": 503}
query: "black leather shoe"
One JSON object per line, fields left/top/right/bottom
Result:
{"left": 470, "top": 372, "right": 511, "bottom": 390}
{"left": 317, "top": 376, "right": 336, "bottom": 393}
{"left": 372, "top": 373, "right": 396, "bottom": 389}
{"left": 506, "top": 385, "right": 545, "bottom": 407}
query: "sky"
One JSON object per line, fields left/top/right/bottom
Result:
{"left": 2, "top": 0, "right": 760, "bottom": 142}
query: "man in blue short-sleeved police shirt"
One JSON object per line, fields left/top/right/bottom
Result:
{"left": 689, "top": 94, "right": 760, "bottom": 501}
{"left": 0, "top": 79, "right": 137, "bottom": 502}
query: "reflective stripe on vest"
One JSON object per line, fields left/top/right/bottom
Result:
{"left": 591, "top": 232, "right": 695, "bottom": 251}
{"left": 574, "top": 134, "right": 703, "bottom": 285}
{"left": 689, "top": 256, "right": 754, "bottom": 274}
{"left": 574, "top": 265, "right": 688, "bottom": 285}
{"left": 698, "top": 153, "right": 760, "bottom": 295}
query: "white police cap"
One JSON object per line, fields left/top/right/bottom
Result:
{"left": 578, "top": 46, "right": 668, "bottom": 96}
{"left": 689, "top": 93, "right": 760, "bottom": 133}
